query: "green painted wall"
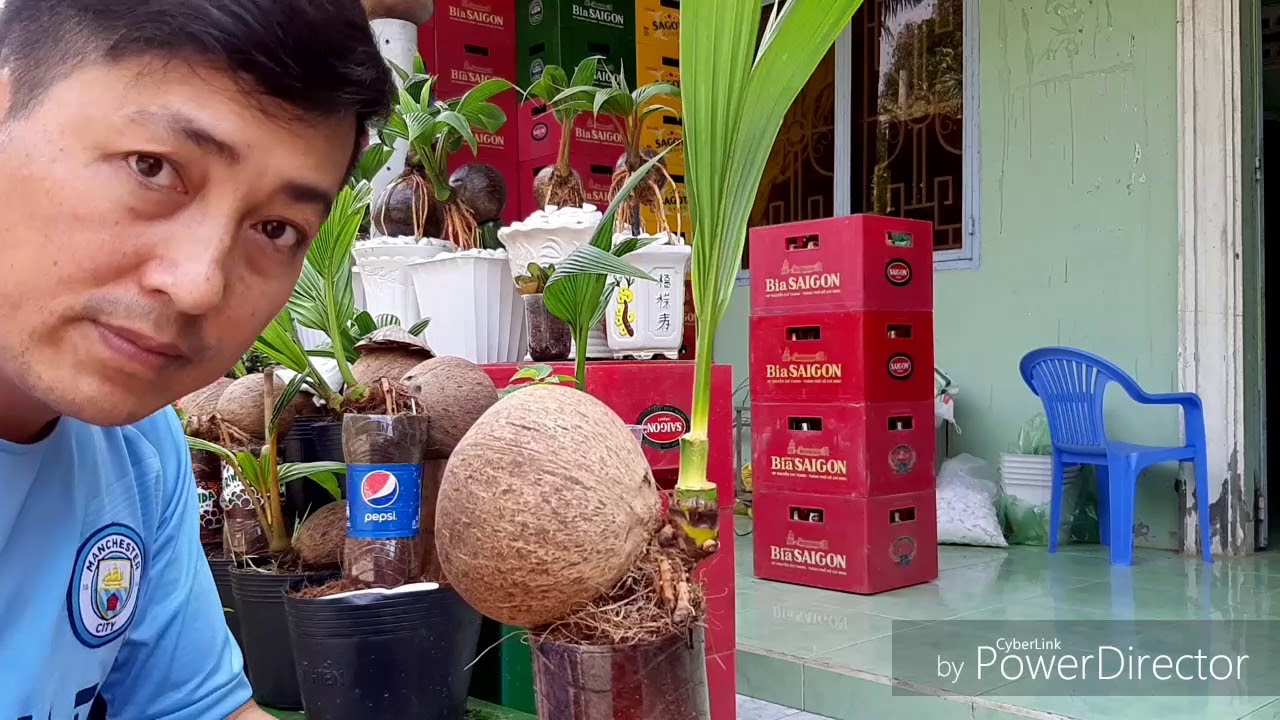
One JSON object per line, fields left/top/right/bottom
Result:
{"left": 714, "top": 0, "right": 1185, "bottom": 549}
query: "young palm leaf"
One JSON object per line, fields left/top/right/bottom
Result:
{"left": 543, "top": 147, "right": 675, "bottom": 389}
{"left": 523, "top": 58, "right": 603, "bottom": 208}
{"left": 593, "top": 67, "right": 682, "bottom": 235}
{"left": 674, "top": 0, "right": 865, "bottom": 555}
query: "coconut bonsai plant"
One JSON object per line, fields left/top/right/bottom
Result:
{"left": 591, "top": 68, "right": 682, "bottom": 236}
{"left": 433, "top": 2, "right": 863, "bottom": 716}
{"left": 522, "top": 57, "right": 606, "bottom": 209}
{"left": 375, "top": 63, "right": 515, "bottom": 249}
{"left": 514, "top": 262, "right": 572, "bottom": 362}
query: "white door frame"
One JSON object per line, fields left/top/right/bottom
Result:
{"left": 1177, "top": 0, "right": 1250, "bottom": 556}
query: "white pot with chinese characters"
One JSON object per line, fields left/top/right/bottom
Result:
{"left": 605, "top": 233, "right": 692, "bottom": 359}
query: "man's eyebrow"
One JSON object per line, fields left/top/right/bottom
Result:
{"left": 282, "top": 181, "right": 335, "bottom": 216}
{"left": 128, "top": 109, "right": 241, "bottom": 163}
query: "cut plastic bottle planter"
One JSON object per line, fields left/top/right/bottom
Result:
{"left": 499, "top": 204, "right": 612, "bottom": 359}
{"left": 353, "top": 238, "right": 453, "bottom": 327}
{"left": 605, "top": 233, "right": 692, "bottom": 359}
{"left": 408, "top": 249, "right": 526, "bottom": 364}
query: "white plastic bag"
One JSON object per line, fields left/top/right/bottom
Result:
{"left": 936, "top": 453, "right": 1007, "bottom": 547}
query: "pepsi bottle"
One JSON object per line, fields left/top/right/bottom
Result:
{"left": 341, "top": 413, "right": 431, "bottom": 588}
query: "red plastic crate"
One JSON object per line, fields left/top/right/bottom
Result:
{"left": 695, "top": 507, "right": 737, "bottom": 657}
{"left": 751, "top": 401, "right": 935, "bottom": 497}
{"left": 749, "top": 310, "right": 934, "bottom": 404}
{"left": 704, "top": 650, "right": 736, "bottom": 720}
{"left": 419, "top": 0, "right": 517, "bottom": 80}
{"left": 481, "top": 361, "right": 735, "bottom": 507}
{"left": 753, "top": 488, "right": 938, "bottom": 594}
{"left": 517, "top": 101, "right": 626, "bottom": 162}
{"left": 749, "top": 215, "right": 934, "bottom": 314}
{"left": 516, "top": 145, "right": 621, "bottom": 217}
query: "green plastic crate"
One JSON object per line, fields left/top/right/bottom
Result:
{"left": 517, "top": 0, "right": 637, "bottom": 88}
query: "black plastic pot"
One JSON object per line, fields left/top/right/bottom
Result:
{"left": 207, "top": 557, "right": 244, "bottom": 657}
{"left": 230, "top": 567, "right": 338, "bottom": 710}
{"left": 285, "top": 583, "right": 483, "bottom": 720}
{"left": 280, "top": 416, "right": 343, "bottom": 526}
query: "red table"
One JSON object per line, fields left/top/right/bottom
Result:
{"left": 482, "top": 361, "right": 737, "bottom": 720}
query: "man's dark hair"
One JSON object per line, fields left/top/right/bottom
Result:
{"left": 0, "top": 0, "right": 392, "bottom": 152}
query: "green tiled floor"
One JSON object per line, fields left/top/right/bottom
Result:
{"left": 734, "top": 518, "right": 1280, "bottom": 720}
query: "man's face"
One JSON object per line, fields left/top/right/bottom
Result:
{"left": 0, "top": 58, "right": 355, "bottom": 426}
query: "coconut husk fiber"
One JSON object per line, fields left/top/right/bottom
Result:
{"left": 435, "top": 384, "right": 663, "bottom": 628}
{"left": 400, "top": 356, "right": 498, "bottom": 459}
{"left": 177, "top": 377, "right": 233, "bottom": 419}
{"left": 341, "top": 412, "right": 431, "bottom": 588}
{"left": 214, "top": 372, "right": 308, "bottom": 440}
{"left": 362, "top": 0, "right": 434, "bottom": 24}
{"left": 294, "top": 501, "right": 347, "bottom": 569}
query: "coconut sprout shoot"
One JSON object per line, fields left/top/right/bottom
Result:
{"left": 672, "top": 0, "right": 865, "bottom": 557}
{"left": 522, "top": 57, "right": 606, "bottom": 209}
{"left": 591, "top": 67, "right": 682, "bottom": 236}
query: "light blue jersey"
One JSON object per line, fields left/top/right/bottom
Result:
{"left": 0, "top": 408, "right": 251, "bottom": 719}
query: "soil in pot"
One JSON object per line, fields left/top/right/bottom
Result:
{"left": 342, "top": 406, "right": 431, "bottom": 588}
{"left": 230, "top": 565, "right": 338, "bottom": 710}
{"left": 523, "top": 294, "right": 571, "bottom": 361}
{"left": 280, "top": 416, "right": 344, "bottom": 527}
{"left": 532, "top": 629, "right": 709, "bottom": 720}
{"left": 285, "top": 580, "right": 482, "bottom": 720}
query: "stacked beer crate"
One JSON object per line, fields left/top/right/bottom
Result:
{"left": 419, "top": 0, "right": 522, "bottom": 224}
{"left": 634, "top": 0, "right": 688, "bottom": 238}
{"left": 748, "top": 215, "right": 940, "bottom": 595}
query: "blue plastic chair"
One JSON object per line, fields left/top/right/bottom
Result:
{"left": 1019, "top": 347, "right": 1212, "bottom": 566}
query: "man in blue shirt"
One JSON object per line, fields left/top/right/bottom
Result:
{"left": 0, "top": 1, "right": 392, "bottom": 717}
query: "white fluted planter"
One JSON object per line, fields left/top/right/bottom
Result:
{"left": 352, "top": 267, "right": 367, "bottom": 311}
{"left": 408, "top": 249, "right": 526, "bottom": 364}
{"left": 353, "top": 240, "right": 452, "bottom": 326}
{"left": 497, "top": 204, "right": 603, "bottom": 280}
{"left": 368, "top": 18, "right": 418, "bottom": 211}
{"left": 605, "top": 234, "right": 692, "bottom": 359}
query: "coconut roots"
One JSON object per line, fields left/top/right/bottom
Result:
{"left": 533, "top": 165, "right": 586, "bottom": 211}
{"left": 375, "top": 167, "right": 479, "bottom": 249}
{"left": 530, "top": 510, "right": 711, "bottom": 647}
{"left": 609, "top": 160, "right": 681, "bottom": 238}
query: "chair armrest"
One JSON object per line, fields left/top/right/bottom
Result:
{"left": 1131, "top": 391, "right": 1202, "bottom": 409}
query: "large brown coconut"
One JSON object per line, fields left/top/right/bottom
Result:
{"left": 214, "top": 373, "right": 306, "bottom": 440}
{"left": 362, "top": 0, "right": 434, "bottom": 24}
{"left": 351, "top": 326, "right": 436, "bottom": 390}
{"left": 400, "top": 356, "right": 499, "bottom": 458}
{"left": 177, "top": 377, "right": 234, "bottom": 419}
{"left": 532, "top": 166, "right": 585, "bottom": 210}
{"left": 449, "top": 163, "right": 508, "bottom": 225}
{"left": 294, "top": 501, "right": 347, "bottom": 569}
{"left": 435, "top": 384, "right": 662, "bottom": 627}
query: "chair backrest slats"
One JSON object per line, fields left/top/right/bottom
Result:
{"left": 1020, "top": 348, "right": 1123, "bottom": 453}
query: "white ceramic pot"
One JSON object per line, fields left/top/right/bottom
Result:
{"left": 294, "top": 324, "right": 331, "bottom": 351}
{"left": 408, "top": 249, "right": 526, "bottom": 364}
{"left": 353, "top": 239, "right": 453, "bottom": 325}
{"left": 352, "top": 266, "right": 367, "bottom": 311}
{"left": 497, "top": 204, "right": 603, "bottom": 280}
{"left": 605, "top": 234, "right": 692, "bottom": 359}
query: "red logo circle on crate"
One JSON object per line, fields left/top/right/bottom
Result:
{"left": 887, "top": 354, "right": 914, "bottom": 380}
{"left": 885, "top": 259, "right": 912, "bottom": 286}
{"left": 891, "top": 536, "right": 917, "bottom": 566}
{"left": 636, "top": 405, "right": 689, "bottom": 450}
{"left": 531, "top": 122, "right": 550, "bottom": 142}
{"left": 889, "top": 445, "right": 917, "bottom": 474}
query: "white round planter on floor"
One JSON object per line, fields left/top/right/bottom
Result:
{"left": 408, "top": 249, "right": 526, "bottom": 364}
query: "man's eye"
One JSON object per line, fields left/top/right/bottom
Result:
{"left": 256, "top": 220, "right": 304, "bottom": 250}
{"left": 126, "top": 154, "right": 183, "bottom": 191}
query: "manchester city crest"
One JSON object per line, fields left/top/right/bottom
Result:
{"left": 68, "top": 524, "right": 145, "bottom": 648}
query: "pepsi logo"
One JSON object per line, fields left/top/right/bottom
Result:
{"left": 885, "top": 260, "right": 912, "bottom": 286}
{"left": 887, "top": 354, "right": 914, "bottom": 379}
{"left": 360, "top": 470, "right": 400, "bottom": 509}
{"left": 636, "top": 405, "right": 689, "bottom": 450}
